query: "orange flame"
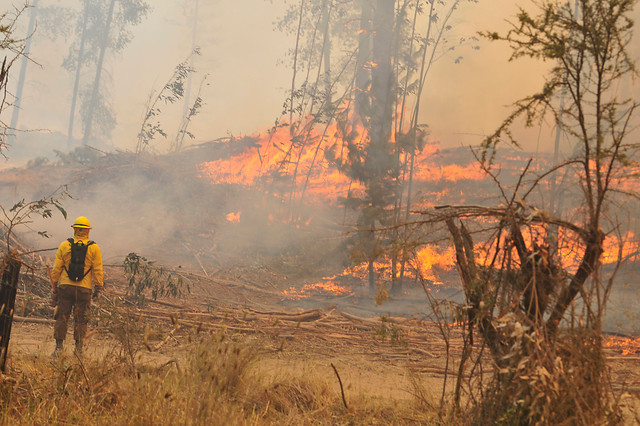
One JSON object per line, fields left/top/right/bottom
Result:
{"left": 197, "top": 123, "right": 484, "bottom": 205}
{"left": 603, "top": 335, "right": 640, "bottom": 355}
{"left": 226, "top": 211, "right": 241, "bottom": 223}
{"left": 415, "top": 245, "right": 456, "bottom": 283}
{"left": 282, "top": 280, "right": 354, "bottom": 300}
{"left": 196, "top": 120, "right": 639, "bottom": 282}
{"left": 412, "top": 162, "right": 484, "bottom": 182}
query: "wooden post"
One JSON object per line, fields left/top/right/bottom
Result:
{"left": 0, "top": 255, "right": 21, "bottom": 372}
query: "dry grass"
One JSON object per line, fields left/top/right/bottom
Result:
{"left": 7, "top": 289, "right": 638, "bottom": 425}
{"left": 4, "top": 312, "right": 640, "bottom": 425}
{"left": 465, "top": 325, "right": 624, "bottom": 425}
{"left": 0, "top": 329, "right": 438, "bottom": 425}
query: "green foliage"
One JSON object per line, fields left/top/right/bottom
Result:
{"left": 0, "top": 6, "right": 23, "bottom": 50}
{"left": 273, "top": 0, "right": 480, "bottom": 296}
{"left": 172, "top": 73, "right": 209, "bottom": 152}
{"left": 0, "top": 5, "right": 69, "bottom": 254}
{"left": 480, "top": 0, "right": 638, "bottom": 167}
{"left": 443, "top": 1, "right": 639, "bottom": 424}
{"left": 373, "top": 315, "right": 407, "bottom": 347}
{"left": 123, "top": 252, "right": 187, "bottom": 305}
{"left": 0, "top": 186, "right": 70, "bottom": 253}
{"left": 136, "top": 51, "right": 200, "bottom": 154}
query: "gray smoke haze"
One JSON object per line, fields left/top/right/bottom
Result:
{"left": 8, "top": 0, "right": 638, "bottom": 161}
{"left": 6, "top": 148, "right": 347, "bottom": 273}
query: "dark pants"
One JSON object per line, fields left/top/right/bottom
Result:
{"left": 54, "top": 285, "right": 92, "bottom": 343}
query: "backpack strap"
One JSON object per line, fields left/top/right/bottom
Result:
{"left": 63, "top": 239, "right": 95, "bottom": 281}
{"left": 63, "top": 238, "right": 74, "bottom": 275}
{"left": 82, "top": 241, "right": 95, "bottom": 278}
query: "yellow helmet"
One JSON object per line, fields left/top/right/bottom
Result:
{"left": 71, "top": 216, "right": 92, "bottom": 229}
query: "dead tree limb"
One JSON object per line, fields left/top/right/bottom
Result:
{"left": 331, "top": 362, "right": 348, "bottom": 409}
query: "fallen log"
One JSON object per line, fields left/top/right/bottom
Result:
{"left": 339, "top": 311, "right": 382, "bottom": 324}
{"left": 410, "top": 347, "right": 439, "bottom": 358}
{"left": 267, "top": 311, "right": 324, "bottom": 322}
{"left": 13, "top": 315, "right": 54, "bottom": 325}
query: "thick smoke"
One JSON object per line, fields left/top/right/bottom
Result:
{"left": 4, "top": 149, "right": 348, "bottom": 274}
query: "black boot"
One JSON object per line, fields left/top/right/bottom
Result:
{"left": 52, "top": 339, "right": 64, "bottom": 358}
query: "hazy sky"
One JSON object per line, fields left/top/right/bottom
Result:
{"left": 3, "top": 0, "right": 621, "bottom": 158}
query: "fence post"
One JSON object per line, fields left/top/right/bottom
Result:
{"left": 0, "top": 255, "right": 21, "bottom": 372}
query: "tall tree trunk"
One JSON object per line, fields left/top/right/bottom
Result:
{"left": 398, "top": 150, "right": 414, "bottom": 280}
{"left": 67, "top": 2, "right": 90, "bottom": 148}
{"left": 366, "top": 0, "right": 395, "bottom": 295}
{"left": 287, "top": 0, "right": 333, "bottom": 222}
{"left": 368, "top": 0, "right": 395, "bottom": 189}
{"left": 355, "top": 0, "right": 372, "bottom": 119}
{"left": 370, "top": 0, "right": 394, "bottom": 143}
{"left": 321, "top": 0, "right": 332, "bottom": 108}
{"left": 82, "top": 0, "right": 116, "bottom": 146}
{"left": 289, "top": 0, "right": 306, "bottom": 125}
{"left": 397, "top": 0, "right": 418, "bottom": 136}
{"left": 399, "top": 0, "right": 437, "bottom": 282}
{"left": 549, "top": 0, "right": 579, "bottom": 259}
{"left": 182, "top": 0, "right": 199, "bottom": 124}
{"left": 390, "top": 0, "right": 416, "bottom": 296}
{"left": 9, "top": 0, "right": 39, "bottom": 137}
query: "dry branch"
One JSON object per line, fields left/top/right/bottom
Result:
{"left": 151, "top": 323, "right": 181, "bottom": 351}
{"left": 331, "top": 362, "right": 349, "bottom": 409}
{"left": 12, "top": 315, "right": 54, "bottom": 325}
{"left": 410, "top": 347, "right": 438, "bottom": 358}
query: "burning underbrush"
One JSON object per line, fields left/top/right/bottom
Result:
{"left": 604, "top": 335, "right": 640, "bottom": 356}
{"left": 282, "top": 280, "right": 354, "bottom": 300}
{"left": 281, "top": 244, "right": 458, "bottom": 301}
{"left": 1, "top": 132, "right": 639, "bottom": 329}
{"left": 0, "top": 135, "right": 526, "bottom": 273}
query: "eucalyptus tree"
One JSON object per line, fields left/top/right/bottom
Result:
{"left": 275, "top": 0, "right": 478, "bottom": 295}
{"left": 50, "top": 0, "right": 149, "bottom": 147}
{"left": 136, "top": 52, "right": 200, "bottom": 155}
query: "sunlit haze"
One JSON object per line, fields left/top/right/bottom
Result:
{"left": 3, "top": 0, "right": 583, "bottom": 159}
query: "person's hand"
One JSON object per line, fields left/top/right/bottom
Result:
{"left": 92, "top": 287, "right": 101, "bottom": 300}
{"left": 51, "top": 290, "right": 57, "bottom": 307}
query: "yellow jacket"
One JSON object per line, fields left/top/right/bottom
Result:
{"left": 51, "top": 236, "right": 104, "bottom": 290}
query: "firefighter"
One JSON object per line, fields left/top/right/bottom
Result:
{"left": 50, "top": 216, "right": 104, "bottom": 357}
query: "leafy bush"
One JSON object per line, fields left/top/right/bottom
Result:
{"left": 123, "top": 252, "right": 187, "bottom": 305}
